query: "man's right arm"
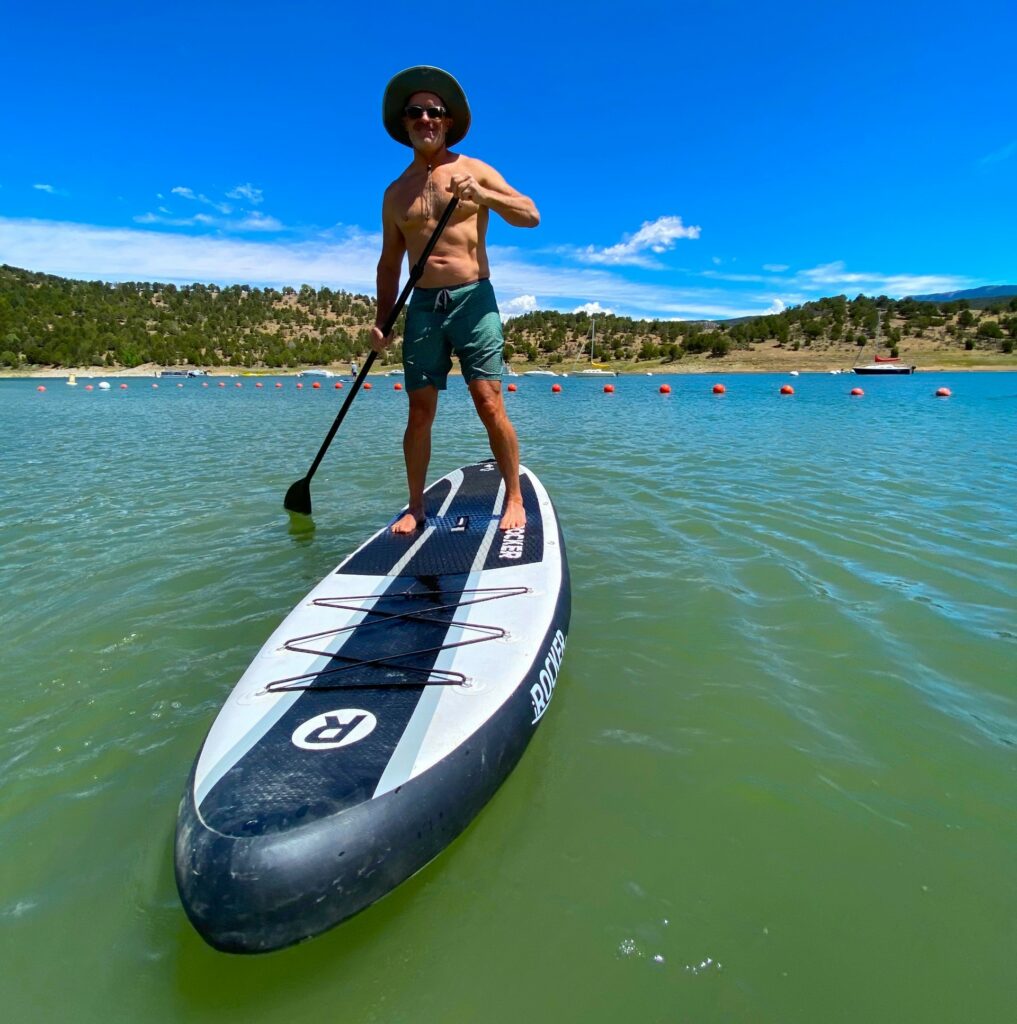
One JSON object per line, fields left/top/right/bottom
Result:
{"left": 372, "top": 191, "right": 406, "bottom": 351}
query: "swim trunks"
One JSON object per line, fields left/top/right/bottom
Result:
{"left": 403, "top": 278, "right": 504, "bottom": 391}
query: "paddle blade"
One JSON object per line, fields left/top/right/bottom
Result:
{"left": 283, "top": 476, "right": 312, "bottom": 516}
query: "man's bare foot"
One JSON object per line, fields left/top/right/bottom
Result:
{"left": 391, "top": 511, "right": 424, "bottom": 535}
{"left": 499, "top": 499, "right": 526, "bottom": 531}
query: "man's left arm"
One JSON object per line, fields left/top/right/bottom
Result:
{"left": 448, "top": 162, "right": 539, "bottom": 228}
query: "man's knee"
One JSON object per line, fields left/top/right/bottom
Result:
{"left": 470, "top": 381, "right": 506, "bottom": 423}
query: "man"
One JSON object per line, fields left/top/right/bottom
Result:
{"left": 371, "top": 66, "right": 539, "bottom": 534}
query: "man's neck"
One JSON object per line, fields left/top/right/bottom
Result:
{"left": 412, "top": 145, "right": 451, "bottom": 169}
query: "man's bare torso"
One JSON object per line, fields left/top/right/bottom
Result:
{"left": 385, "top": 153, "right": 490, "bottom": 288}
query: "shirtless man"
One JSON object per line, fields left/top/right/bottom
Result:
{"left": 371, "top": 66, "right": 539, "bottom": 534}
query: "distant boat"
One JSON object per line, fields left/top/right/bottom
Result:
{"left": 384, "top": 368, "right": 405, "bottom": 377}
{"left": 575, "top": 315, "right": 617, "bottom": 376}
{"left": 159, "top": 368, "right": 208, "bottom": 378}
{"left": 67, "top": 373, "right": 77, "bottom": 386}
{"left": 297, "top": 368, "right": 336, "bottom": 378}
{"left": 523, "top": 369, "right": 559, "bottom": 377}
{"left": 852, "top": 309, "right": 916, "bottom": 375}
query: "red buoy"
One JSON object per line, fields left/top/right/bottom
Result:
{"left": 296, "top": 382, "right": 303, "bottom": 389}
{"left": 255, "top": 382, "right": 263, "bottom": 388}
{"left": 275, "top": 382, "right": 282, "bottom": 388}
{"left": 364, "top": 382, "right": 373, "bottom": 390}
{"left": 312, "top": 381, "right": 320, "bottom": 389}
{"left": 507, "top": 383, "right": 517, "bottom": 392}
{"left": 235, "top": 381, "right": 243, "bottom": 387}
{"left": 850, "top": 387, "right": 864, "bottom": 396}
{"left": 120, "top": 383, "right": 128, "bottom": 389}
{"left": 85, "top": 384, "right": 94, "bottom": 391}
{"left": 36, "top": 385, "right": 46, "bottom": 392}
{"left": 935, "top": 387, "right": 951, "bottom": 398}
{"left": 659, "top": 383, "right": 671, "bottom": 394}
{"left": 712, "top": 383, "right": 725, "bottom": 394}
{"left": 551, "top": 383, "right": 562, "bottom": 393}
{"left": 334, "top": 382, "right": 343, "bottom": 389}
{"left": 394, "top": 382, "right": 403, "bottom": 391}
{"left": 780, "top": 384, "right": 794, "bottom": 395}
{"left": 603, "top": 383, "right": 614, "bottom": 393}
{"left": 218, "top": 381, "right": 226, "bottom": 388}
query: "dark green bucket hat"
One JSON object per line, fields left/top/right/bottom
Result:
{"left": 382, "top": 65, "right": 471, "bottom": 148}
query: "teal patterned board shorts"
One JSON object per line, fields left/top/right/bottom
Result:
{"left": 403, "top": 279, "right": 505, "bottom": 391}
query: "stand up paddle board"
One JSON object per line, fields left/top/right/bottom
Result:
{"left": 175, "top": 460, "right": 570, "bottom": 952}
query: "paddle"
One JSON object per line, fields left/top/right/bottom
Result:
{"left": 283, "top": 197, "right": 460, "bottom": 516}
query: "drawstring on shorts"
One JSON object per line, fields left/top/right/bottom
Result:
{"left": 434, "top": 288, "right": 452, "bottom": 312}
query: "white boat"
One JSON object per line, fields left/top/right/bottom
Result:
{"left": 67, "top": 373, "right": 78, "bottom": 386}
{"left": 852, "top": 309, "right": 916, "bottom": 375}
{"left": 384, "top": 368, "right": 405, "bottom": 376}
{"left": 297, "top": 368, "right": 336, "bottom": 378}
{"left": 523, "top": 369, "right": 559, "bottom": 377}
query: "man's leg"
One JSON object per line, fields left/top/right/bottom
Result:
{"left": 468, "top": 379, "right": 525, "bottom": 531}
{"left": 392, "top": 385, "right": 439, "bottom": 534}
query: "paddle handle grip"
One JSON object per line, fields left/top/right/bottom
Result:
{"left": 301, "top": 197, "right": 459, "bottom": 482}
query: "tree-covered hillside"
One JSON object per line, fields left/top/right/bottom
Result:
{"left": 2, "top": 264, "right": 1016, "bottom": 370}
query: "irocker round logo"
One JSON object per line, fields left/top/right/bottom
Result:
{"left": 291, "top": 709, "right": 378, "bottom": 750}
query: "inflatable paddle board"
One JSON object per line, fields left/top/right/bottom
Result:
{"left": 175, "top": 460, "right": 570, "bottom": 952}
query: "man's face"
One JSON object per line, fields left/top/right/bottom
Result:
{"left": 402, "top": 91, "right": 452, "bottom": 152}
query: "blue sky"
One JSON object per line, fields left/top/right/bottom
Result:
{"left": 1, "top": 0, "right": 1014, "bottom": 320}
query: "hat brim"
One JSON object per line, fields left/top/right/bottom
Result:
{"left": 383, "top": 66, "right": 470, "bottom": 148}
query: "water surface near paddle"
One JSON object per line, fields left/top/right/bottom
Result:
{"left": 3, "top": 372, "right": 1015, "bottom": 1023}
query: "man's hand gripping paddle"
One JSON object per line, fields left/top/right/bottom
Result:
{"left": 283, "top": 197, "right": 459, "bottom": 516}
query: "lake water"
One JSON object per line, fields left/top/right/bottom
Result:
{"left": 2, "top": 371, "right": 1015, "bottom": 1023}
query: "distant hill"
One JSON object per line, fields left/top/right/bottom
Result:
{"left": 910, "top": 285, "right": 1017, "bottom": 303}
{"left": 1, "top": 264, "right": 1015, "bottom": 370}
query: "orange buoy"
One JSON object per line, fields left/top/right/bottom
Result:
{"left": 780, "top": 384, "right": 794, "bottom": 395}
{"left": 850, "top": 387, "right": 864, "bottom": 396}
{"left": 312, "top": 381, "right": 321, "bottom": 389}
{"left": 364, "top": 382, "right": 373, "bottom": 390}
{"left": 275, "top": 382, "right": 283, "bottom": 388}
{"left": 551, "top": 383, "right": 562, "bottom": 393}
{"left": 603, "top": 383, "right": 614, "bottom": 393}
{"left": 36, "top": 385, "right": 46, "bottom": 392}
{"left": 334, "top": 382, "right": 343, "bottom": 389}
{"left": 712, "top": 383, "right": 725, "bottom": 394}
{"left": 255, "top": 382, "right": 263, "bottom": 388}
{"left": 935, "top": 387, "right": 951, "bottom": 397}
{"left": 120, "top": 383, "right": 128, "bottom": 389}
{"left": 296, "top": 382, "right": 303, "bottom": 389}
{"left": 394, "top": 382, "right": 403, "bottom": 391}
{"left": 85, "top": 384, "right": 94, "bottom": 391}
{"left": 507, "top": 383, "right": 517, "bottom": 392}
{"left": 659, "top": 383, "right": 671, "bottom": 394}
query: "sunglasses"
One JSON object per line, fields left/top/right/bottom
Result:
{"left": 404, "top": 104, "right": 447, "bottom": 120}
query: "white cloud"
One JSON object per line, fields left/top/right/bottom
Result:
{"left": 0, "top": 216, "right": 380, "bottom": 291}
{"left": 499, "top": 294, "right": 538, "bottom": 321}
{"left": 571, "top": 215, "right": 701, "bottom": 267}
{"left": 227, "top": 183, "right": 264, "bottom": 204}
{"left": 170, "top": 185, "right": 232, "bottom": 214}
{"left": 798, "top": 260, "right": 968, "bottom": 296}
{"left": 766, "top": 298, "right": 786, "bottom": 314}
{"left": 33, "top": 183, "right": 57, "bottom": 194}
{"left": 977, "top": 140, "right": 1016, "bottom": 167}
{"left": 572, "top": 301, "right": 614, "bottom": 316}
{"left": 763, "top": 263, "right": 789, "bottom": 272}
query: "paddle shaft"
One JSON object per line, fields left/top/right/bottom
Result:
{"left": 297, "top": 197, "right": 460, "bottom": 486}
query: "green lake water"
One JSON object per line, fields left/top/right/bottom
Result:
{"left": 2, "top": 371, "right": 1015, "bottom": 1022}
